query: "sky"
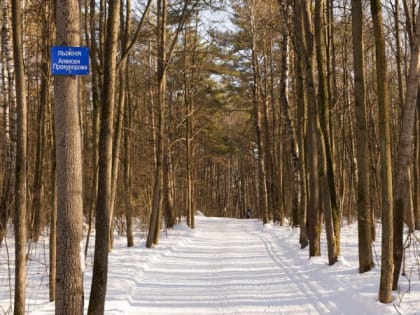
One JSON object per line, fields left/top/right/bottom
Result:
{"left": 1, "top": 214, "right": 419, "bottom": 314}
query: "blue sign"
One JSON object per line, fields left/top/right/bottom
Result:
{"left": 51, "top": 46, "right": 90, "bottom": 75}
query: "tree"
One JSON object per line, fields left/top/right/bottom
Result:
{"left": 299, "top": 0, "right": 322, "bottom": 257}
{"left": 88, "top": 0, "right": 120, "bottom": 312}
{"left": 147, "top": 0, "right": 167, "bottom": 248}
{"left": 370, "top": 0, "right": 394, "bottom": 304}
{"left": 11, "top": 0, "right": 28, "bottom": 313}
{"left": 249, "top": 1, "right": 270, "bottom": 224}
{"left": 314, "top": 0, "right": 338, "bottom": 265}
{"left": 351, "top": 0, "right": 374, "bottom": 273}
{"left": 121, "top": 0, "right": 134, "bottom": 248}
{"left": 32, "top": 0, "right": 53, "bottom": 242}
{"left": 54, "top": 0, "right": 85, "bottom": 314}
{"left": 277, "top": 1, "right": 307, "bottom": 247}
{"left": 108, "top": 0, "right": 131, "bottom": 251}
{"left": 392, "top": 3, "right": 420, "bottom": 290}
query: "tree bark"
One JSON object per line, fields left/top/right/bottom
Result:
{"left": 371, "top": 0, "right": 394, "bottom": 304}
{"left": 298, "top": 0, "right": 322, "bottom": 257}
{"left": 49, "top": 113, "right": 57, "bottom": 302}
{"left": 11, "top": 0, "right": 28, "bottom": 313}
{"left": 88, "top": 0, "right": 120, "bottom": 312}
{"left": 277, "top": 6, "right": 306, "bottom": 245}
{"left": 147, "top": 0, "right": 167, "bottom": 248}
{"left": 351, "top": 0, "right": 374, "bottom": 273}
{"left": 315, "top": 0, "right": 338, "bottom": 264}
{"left": 32, "top": 6, "right": 52, "bottom": 241}
{"left": 83, "top": 0, "right": 102, "bottom": 260}
{"left": 54, "top": 0, "right": 84, "bottom": 314}
{"left": 124, "top": 98, "right": 134, "bottom": 247}
{"left": 392, "top": 3, "right": 420, "bottom": 290}
{"left": 289, "top": 0, "right": 309, "bottom": 249}
{"left": 415, "top": 89, "right": 420, "bottom": 230}
{"left": 415, "top": 91, "right": 420, "bottom": 230}
{"left": 249, "top": 2, "right": 269, "bottom": 224}
{"left": 108, "top": 0, "right": 133, "bottom": 252}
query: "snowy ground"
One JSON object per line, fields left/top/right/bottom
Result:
{"left": 1, "top": 214, "right": 419, "bottom": 314}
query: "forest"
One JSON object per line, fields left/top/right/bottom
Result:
{"left": 0, "top": 0, "right": 419, "bottom": 314}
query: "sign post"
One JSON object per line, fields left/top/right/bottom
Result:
{"left": 51, "top": 46, "right": 89, "bottom": 75}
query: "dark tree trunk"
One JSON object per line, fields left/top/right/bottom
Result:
{"left": 11, "top": 0, "right": 28, "bottom": 313}
{"left": 88, "top": 0, "right": 120, "bottom": 312}
{"left": 351, "top": 0, "right": 374, "bottom": 273}
{"left": 371, "top": 0, "right": 394, "bottom": 304}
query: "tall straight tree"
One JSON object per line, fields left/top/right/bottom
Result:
{"left": 277, "top": 4, "right": 305, "bottom": 245}
{"left": 314, "top": 0, "right": 337, "bottom": 264}
{"left": 147, "top": 0, "right": 167, "bottom": 248}
{"left": 351, "top": 0, "right": 374, "bottom": 273}
{"left": 32, "top": 0, "right": 53, "bottom": 242}
{"left": 393, "top": 3, "right": 420, "bottom": 290}
{"left": 108, "top": 0, "right": 131, "bottom": 251}
{"left": 88, "top": 0, "right": 120, "bottom": 313}
{"left": 54, "top": 0, "right": 84, "bottom": 314}
{"left": 300, "top": 0, "right": 322, "bottom": 257}
{"left": 286, "top": 0, "right": 309, "bottom": 249}
{"left": 83, "top": 0, "right": 103, "bottom": 259}
{"left": 249, "top": 0, "right": 270, "bottom": 224}
{"left": 183, "top": 15, "right": 196, "bottom": 229}
{"left": 11, "top": 0, "right": 27, "bottom": 313}
{"left": 370, "top": 0, "right": 394, "bottom": 304}
{"left": 121, "top": 0, "right": 133, "bottom": 248}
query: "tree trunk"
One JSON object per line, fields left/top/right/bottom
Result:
{"left": 49, "top": 104, "right": 57, "bottom": 302}
{"left": 371, "top": 0, "right": 394, "bottom": 304}
{"left": 124, "top": 98, "right": 134, "bottom": 247}
{"left": 11, "top": 0, "right": 28, "bottom": 313}
{"left": 351, "top": 0, "right": 374, "bottom": 273}
{"left": 415, "top": 90, "right": 420, "bottom": 230}
{"left": 147, "top": 0, "right": 167, "bottom": 248}
{"left": 290, "top": 0, "right": 309, "bottom": 249}
{"left": 163, "top": 139, "right": 177, "bottom": 228}
{"left": 84, "top": 0, "right": 102, "bottom": 259}
{"left": 315, "top": 0, "right": 338, "bottom": 264}
{"left": 54, "top": 0, "right": 85, "bottom": 313}
{"left": 250, "top": 3, "right": 269, "bottom": 224}
{"left": 88, "top": 0, "right": 120, "bottom": 313}
{"left": 299, "top": 0, "right": 321, "bottom": 257}
{"left": 277, "top": 8, "right": 306, "bottom": 244}
{"left": 184, "top": 19, "right": 194, "bottom": 228}
{"left": 392, "top": 3, "right": 420, "bottom": 290}
{"left": 32, "top": 10, "right": 52, "bottom": 241}
{"left": 108, "top": 0, "right": 133, "bottom": 251}
{"left": 123, "top": 0, "right": 133, "bottom": 248}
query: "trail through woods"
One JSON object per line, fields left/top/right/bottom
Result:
{"left": 1, "top": 215, "right": 419, "bottom": 314}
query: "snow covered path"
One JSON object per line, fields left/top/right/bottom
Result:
{"left": 96, "top": 216, "right": 414, "bottom": 315}
{"left": 2, "top": 215, "right": 419, "bottom": 314}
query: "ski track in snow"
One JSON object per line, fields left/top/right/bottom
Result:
{"left": 1, "top": 215, "right": 419, "bottom": 314}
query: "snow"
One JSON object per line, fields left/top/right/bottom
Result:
{"left": 1, "top": 215, "right": 419, "bottom": 314}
